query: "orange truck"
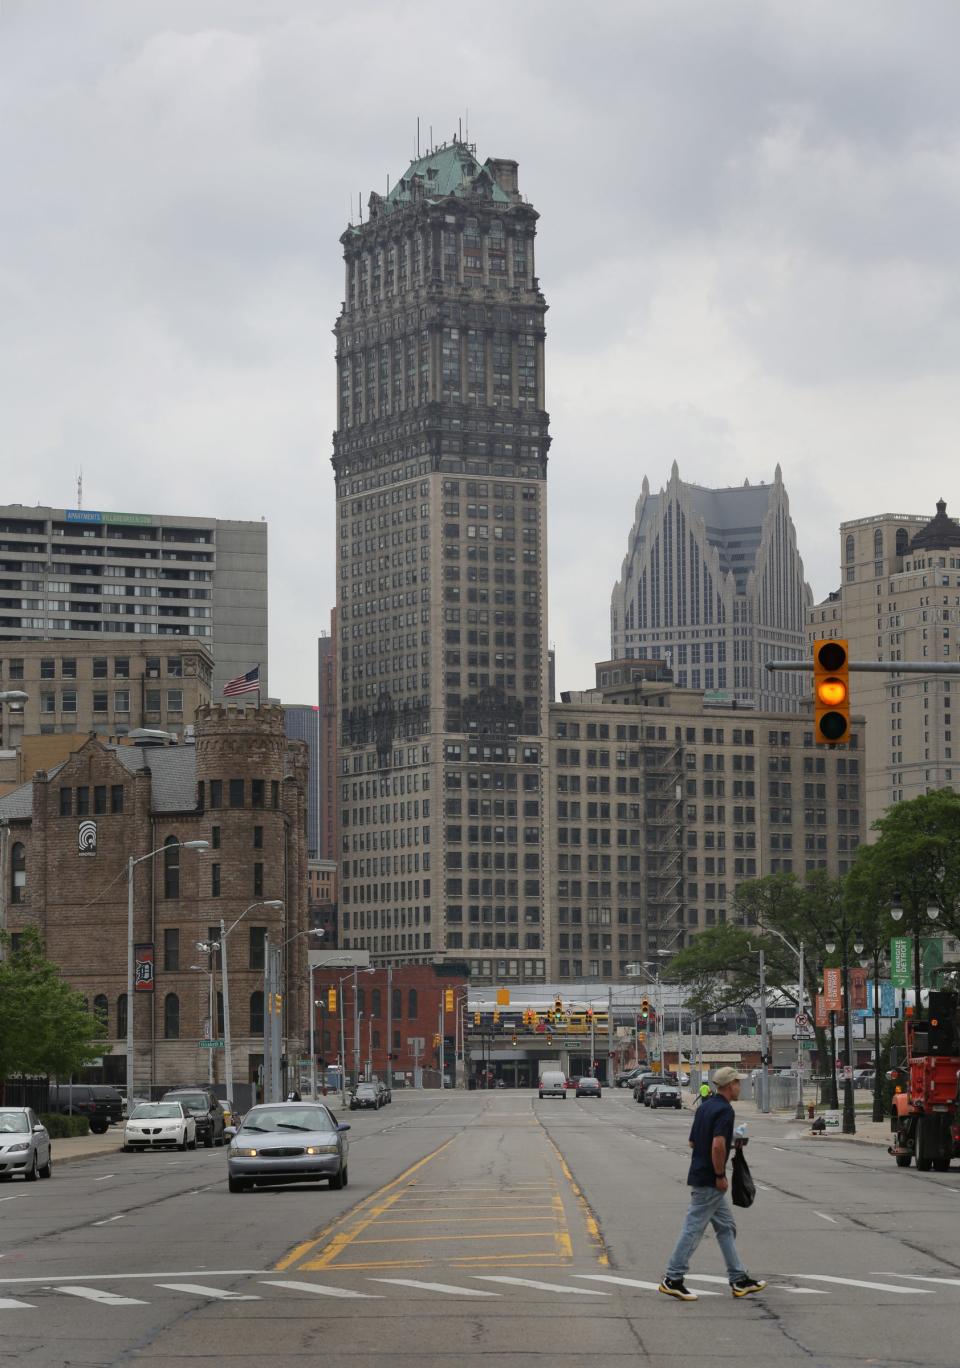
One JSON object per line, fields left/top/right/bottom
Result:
{"left": 888, "top": 991, "right": 960, "bottom": 1172}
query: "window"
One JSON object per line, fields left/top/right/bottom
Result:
{"left": 209, "top": 780, "right": 223, "bottom": 808}
{"left": 145, "top": 689, "right": 161, "bottom": 712}
{"left": 93, "top": 691, "right": 108, "bottom": 713}
{"left": 40, "top": 658, "right": 55, "bottom": 679}
{"left": 371, "top": 988, "right": 382, "bottom": 1018}
{"left": 249, "top": 991, "right": 264, "bottom": 1035}
{"left": 93, "top": 994, "right": 108, "bottom": 1030}
{"left": 253, "top": 825, "right": 263, "bottom": 849}
{"left": 251, "top": 779, "right": 265, "bottom": 808}
{"left": 211, "top": 825, "right": 221, "bottom": 849}
{"left": 117, "top": 993, "right": 127, "bottom": 1039}
{"left": 59, "top": 787, "right": 72, "bottom": 817}
{"left": 114, "top": 689, "right": 130, "bottom": 712}
{"left": 163, "top": 927, "right": 180, "bottom": 971}
{"left": 10, "top": 843, "right": 25, "bottom": 904}
{"left": 163, "top": 993, "right": 180, "bottom": 1040}
{"left": 249, "top": 926, "right": 266, "bottom": 970}
{"left": 211, "top": 863, "right": 221, "bottom": 897}
{"left": 163, "top": 837, "right": 180, "bottom": 899}
{"left": 167, "top": 689, "right": 183, "bottom": 713}
{"left": 8, "top": 659, "right": 23, "bottom": 681}
{"left": 271, "top": 780, "right": 280, "bottom": 808}
{"left": 61, "top": 658, "right": 77, "bottom": 679}
{"left": 61, "top": 690, "right": 77, "bottom": 713}
{"left": 76, "top": 786, "right": 89, "bottom": 815}
{"left": 253, "top": 862, "right": 263, "bottom": 897}
{"left": 111, "top": 785, "right": 124, "bottom": 814}
{"left": 114, "top": 657, "right": 130, "bottom": 678}
{"left": 41, "top": 693, "right": 55, "bottom": 714}
{"left": 229, "top": 779, "right": 244, "bottom": 808}
{"left": 93, "top": 658, "right": 108, "bottom": 679}
{"left": 407, "top": 988, "right": 418, "bottom": 1018}
{"left": 166, "top": 656, "right": 183, "bottom": 677}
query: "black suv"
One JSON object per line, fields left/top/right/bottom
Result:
{"left": 161, "top": 1089, "right": 226, "bottom": 1148}
{"left": 48, "top": 1085, "right": 123, "bottom": 1134}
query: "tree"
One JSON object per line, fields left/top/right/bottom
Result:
{"left": 0, "top": 928, "right": 107, "bottom": 1092}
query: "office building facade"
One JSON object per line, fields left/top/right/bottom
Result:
{"left": 808, "top": 501, "right": 960, "bottom": 827}
{"left": 334, "top": 139, "right": 551, "bottom": 984}
{"left": 283, "top": 704, "right": 321, "bottom": 859}
{"left": 610, "top": 464, "right": 812, "bottom": 713}
{"left": 0, "top": 504, "right": 267, "bottom": 699}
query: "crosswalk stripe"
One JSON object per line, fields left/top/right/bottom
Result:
{"left": 55, "top": 1286, "right": 147, "bottom": 1306}
{"left": 372, "top": 1278, "right": 499, "bottom": 1297}
{"left": 872, "top": 1273, "right": 960, "bottom": 1288}
{"left": 0, "top": 1298, "right": 34, "bottom": 1310}
{"left": 474, "top": 1276, "right": 609, "bottom": 1295}
{"left": 686, "top": 1274, "right": 827, "bottom": 1295}
{"left": 575, "top": 1274, "right": 720, "bottom": 1296}
{"left": 262, "top": 1280, "right": 382, "bottom": 1299}
{"left": 792, "top": 1275, "right": 933, "bottom": 1295}
{"left": 155, "top": 1283, "right": 260, "bottom": 1301}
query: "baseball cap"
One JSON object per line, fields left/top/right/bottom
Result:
{"left": 712, "top": 1067, "right": 745, "bottom": 1087}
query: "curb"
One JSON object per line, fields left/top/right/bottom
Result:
{"left": 52, "top": 1140, "right": 124, "bottom": 1166}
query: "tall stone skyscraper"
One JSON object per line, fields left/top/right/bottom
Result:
{"left": 333, "top": 139, "right": 551, "bottom": 986}
{"left": 610, "top": 464, "right": 812, "bottom": 713}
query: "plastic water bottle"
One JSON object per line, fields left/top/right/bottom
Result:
{"left": 735, "top": 1123, "right": 749, "bottom": 1140}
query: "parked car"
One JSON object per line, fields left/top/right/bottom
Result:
{"left": 351, "top": 1082, "right": 381, "bottom": 1110}
{"left": 160, "top": 1089, "right": 226, "bottom": 1147}
{"left": 538, "top": 1071, "right": 567, "bottom": 1099}
{"left": 123, "top": 1102, "right": 196, "bottom": 1152}
{"left": 631, "top": 1073, "right": 660, "bottom": 1103}
{"left": 614, "top": 1067, "right": 646, "bottom": 1089}
{"left": 648, "top": 1082, "right": 683, "bottom": 1110}
{"left": 374, "top": 1081, "right": 392, "bottom": 1105}
{"left": 576, "top": 1076, "right": 602, "bottom": 1099}
{"left": 47, "top": 1085, "right": 122, "bottom": 1134}
{"left": 0, "top": 1108, "right": 52, "bottom": 1181}
{"left": 227, "top": 1101, "right": 350, "bottom": 1192}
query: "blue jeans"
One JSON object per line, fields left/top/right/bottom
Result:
{"left": 665, "top": 1186, "right": 746, "bottom": 1283}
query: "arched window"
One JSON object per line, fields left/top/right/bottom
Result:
{"left": 845, "top": 534, "right": 855, "bottom": 583}
{"left": 249, "top": 991, "right": 264, "bottom": 1035}
{"left": 407, "top": 988, "right": 418, "bottom": 1019}
{"left": 873, "top": 528, "right": 883, "bottom": 557}
{"left": 356, "top": 988, "right": 365, "bottom": 1016}
{"left": 163, "top": 992, "right": 180, "bottom": 1040}
{"left": 163, "top": 837, "right": 180, "bottom": 899}
{"left": 896, "top": 527, "right": 909, "bottom": 557}
{"left": 371, "top": 988, "right": 382, "bottom": 1018}
{"left": 10, "top": 842, "right": 25, "bottom": 904}
{"left": 216, "top": 990, "right": 225, "bottom": 1037}
{"left": 117, "top": 993, "right": 127, "bottom": 1039}
{"left": 93, "top": 994, "right": 108, "bottom": 1030}
{"left": 845, "top": 535, "right": 855, "bottom": 562}
{"left": 392, "top": 987, "right": 402, "bottom": 1021}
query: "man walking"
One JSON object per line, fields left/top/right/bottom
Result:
{"left": 659, "top": 1067, "right": 766, "bottom": 1302}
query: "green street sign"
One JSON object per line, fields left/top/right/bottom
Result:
{"left": 890, "top": 937, "right": 911, "bottom": 988}
{"left": 199, "top": 1039, "right": 224, "bottom": 1048}
{"left": 800, "top": 1040, "right": 815, "bottom": 1051}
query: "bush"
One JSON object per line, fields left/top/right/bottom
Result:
{"left": 40, "top": 1113, "right": 90, "bottom": 1138}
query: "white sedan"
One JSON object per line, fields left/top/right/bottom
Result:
{"left": 123, "top": 1102, "right": 196, "bottom": 1152}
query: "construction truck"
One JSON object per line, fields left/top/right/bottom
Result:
{"left": 888, "top": 990, "right": 960, "bottom": 1172}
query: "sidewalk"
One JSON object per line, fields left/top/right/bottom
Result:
{"left": 52, "top": 1130, "right": 125, "bottom": 1165}
{"left": 682, "top": 1090, "right": 892, "bottom": 1149}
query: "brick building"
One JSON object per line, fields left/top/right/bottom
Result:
{"left": 309, "top": 962, "right": 467, "bottom": 1088}
{"left": 0, "top": 703, "right": 309, "bottom": 1094}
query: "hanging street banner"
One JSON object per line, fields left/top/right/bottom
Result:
{"left": 852, "top": 979, "right": 899, "bottom": 1019}
{"left": 815, "top": 993, "right": 829, "bottom": 1028}
{"left": 890, "top": 937, "right": 912, "bottom": 987}
{"left": 823, "top": 967, "right": 842, "bottom": 1013}
{"left": 850, "top": 967, "right": 869, "bottom": 1012}
{"left": 134, "top": 943, "right": 155, "bottom": 993}
{"left": 922, "top": 936, "right": 944, "bottom": 985}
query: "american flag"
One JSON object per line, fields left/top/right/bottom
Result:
{"left": 223, "top": 665, "right": 261, "bottom": 697}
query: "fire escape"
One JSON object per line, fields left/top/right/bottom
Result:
{"left": 643, "top": 739, "right": 686, "bottom": 955}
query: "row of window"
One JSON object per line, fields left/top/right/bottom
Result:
{"left": 197, "top": 779, "right": 280, "bottom": 810}
{"left": 90, "top": 992, "right": 266, "bottom": 1040}
{"left": 5, "top": 655, "right": 186, "bottom": 681}
{"left": 42, "top": 689, "right": 183, "bottom": 714}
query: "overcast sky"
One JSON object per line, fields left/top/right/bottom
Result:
{"left": 3, "top": 1, "right": 959, "bottom": 702}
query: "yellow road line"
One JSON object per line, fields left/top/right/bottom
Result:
{"left": 274, "top": 1136, "right": 455, "bottom": 1272}
{"left": 367, "top": 1215, "right": 559, "bottom": 1225}
{"left": 538, "top": 1125, "right": 609, "bottom": 1266}
{"left": 349, "top": 1231, "right": 559, "bottom": 1245}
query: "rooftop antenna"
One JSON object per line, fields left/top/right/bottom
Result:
{"left": 77, "top": 468, "right": 83, "bottom": 509}
{"left": 386, "top": 173, "right": 390, "bottom": 196}
{"left": 429, "top": 124, "right": 433, "bottom": 153}
{"left": 417, "top": 116, "right": 420, "bottom": 158}
{"left": 466, "top": 106, "right": 469, "bottom": 146}
{"left": 458, "top": 116, "right": 462, "bottom": 142}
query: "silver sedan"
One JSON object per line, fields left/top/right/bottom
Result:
{"left": 0, "top": 1108, "right": 52, "bottom": 1182}
{"left": 227, "top": 1101, "right": 350, "bottom": 1194}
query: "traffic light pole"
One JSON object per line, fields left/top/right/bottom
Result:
{"left": 767, "top": 661, "right": 960, "bottom": 676}
{"left": 607, "top": 987, "right": 614, "bottom": 1085}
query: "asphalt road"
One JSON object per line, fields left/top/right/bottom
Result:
{"left": 3, "top": 1089, "right": 960, "bottom": 1365}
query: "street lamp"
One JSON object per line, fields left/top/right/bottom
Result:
{"left": 825, "top": 923, "right": 864, "bottom": 1136}
{"left": 127, "top": 839, "right": 208, "bottom": 1096}
{"left": 188, "top": 964, "right": 217, "bottom": 1085}
{"left": 891, "top": 899, "right": 940, "bottom": 1004}
{"left": 760, "top": 923, "right": 807, "bottom": 1120}
{"left": 200, "top": 898, "right": 283, "bottom": 1108}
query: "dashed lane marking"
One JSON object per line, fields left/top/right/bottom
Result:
{"left": 155, "top": 1284, "right": 260, "bottom": 1301}
{"left": 872, "top": 1273, "right": 960, "bottom": 1287}
{"left": 474, "top": 1275, "right": 608, "bottom": 1295}
{"left": 263, "top": 1280, "right": 381, "bottom": 1299}
{"left": 575, "top": 1274, "right": 720, "bottom": 1296}
{"left": 372, "top": 1278, "right": 499, "bottom": 1297}
{"left": 792, "top": 1274, "right": 933, "bottom": 1294}
{"left": 0, "top": 1299, "right": 33, "bottom": 1310}
{"left": 55, "top": 1286, "right": 147, "bottom": 1306}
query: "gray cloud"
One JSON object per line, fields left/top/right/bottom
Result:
{"left": 2, "top": 0, "right": 958, "bottom": 700}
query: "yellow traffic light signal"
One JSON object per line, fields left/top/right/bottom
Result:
{"left": 640, "top": 997, "right": 650, "bottom": 1021}
{"left": 444, "top": 988, "right": 454, "bottom": 1013}
{"left": 474, "top": 1010, "right": 481, "bottom": 1025}
{"left": 493, "top": 1008, "right": 500, "bottom": 1024}
{"left": 327, "top": 988, "right": 337, "bottom": 1013}
{"left": 814, "top": 638, "right": 850, "bottom": 745}
{"left": 554, "top": 996, "right": 563, "bottom": 1014}
{"left": 433, "top": 1032, "right": 441, "bottom": 1047}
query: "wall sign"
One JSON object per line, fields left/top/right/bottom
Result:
{"left": 78, "top": 819, "right": 97, "bottom": 856}
{"left": 135, "top": 943, "right": 155, "bottom": 993}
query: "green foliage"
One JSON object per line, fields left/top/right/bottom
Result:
{"left": 849, "top": 788, "right": 960, "bottom": 938}
{"left": 0, "top": 928, "right": 108, "bottom": 1083}
{"left": 39, "top": 1112, "right": 90, "bottom": 1138}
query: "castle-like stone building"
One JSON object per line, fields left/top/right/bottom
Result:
{"left": 0, "top": 704, "right": 309, "bottom": 1094}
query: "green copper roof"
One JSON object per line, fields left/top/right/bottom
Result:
{"left": 384, "top": 142, "right": 511, "bottom": 209}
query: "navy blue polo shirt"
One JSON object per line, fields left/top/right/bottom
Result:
{"left": 687, "top": 1094, "right": 735, "bottom": 1187}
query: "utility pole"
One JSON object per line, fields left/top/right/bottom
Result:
{"left": 606, "top": 986, "right": 614, "bottom": 1085}
{"left": 386, "top": 965, "right": 393, "bottom": 1091}
{"left": 352, "top": 965, "right": 360, "bottom": 1087}
{"left": 262, "top": 933, "right": 272, "bottom": 1103}
{"left": 438, "top": 1001, "right": 445, "bottom": 1088}
{"left": 758, "top": 948, "right": 770, "bottom": 1114}
{"left": 589, "top": 1007, "right": 596, "bottom": 1077}
{"left": 339, "top": 983, "right": 347, "bottom": 1107}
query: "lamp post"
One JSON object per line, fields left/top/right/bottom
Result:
{"left": 127, "top": 839, "right": 208, "bottom": 1098}
{"left": 890, "top": 898, "right": 940, "bottom": 1006}
{"left": 199, "top": 898, "right": 283, "bottom": 1108}
{"left": 188, "top": 963, "right": 217, "bottom": 1085}
{"left": 761, "top": 923, "right": 807, "bottom": 1120}
{"left": 826, "top": 922, "right": 864, "bottom": 1136}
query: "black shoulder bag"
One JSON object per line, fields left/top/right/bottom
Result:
{"left": 731, "top": 1147, "right": 756, "bottom": 1208}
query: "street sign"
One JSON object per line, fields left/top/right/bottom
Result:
{"left": 199, "top": 1039, "right": 224, "bottom": 1049}
{"left": 823, "top": 1109, "right": 841, "bottom": 1131}
{"left": 407, "top": 1036, "right": 425, "bottom": 1051}
{"left": 794, "top": 1013, "right": 809, "bottom": 1029}
{"left": 791, "top": 1032, "right": 812, "bottom": 1041}
{"left": 800, "top": 1040, "right": 815, "bottom": 1051}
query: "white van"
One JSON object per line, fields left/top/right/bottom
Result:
{"left": 538, "top": 1071, "right": 567, "bottom": 1099}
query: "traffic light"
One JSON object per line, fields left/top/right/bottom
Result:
{"left": 327, "top": 988, "right": 337, "bottom": 1013}
{"left": 474, "top": 1010, "right": 481, "bottom": 1025}
{"left": 493, "top": 1008, "right": 500, "bottom": 1024}
{"left": 813, "top": 638, "right": 850, "bottom": 745}
{"left": 585, "top": 1008, "right": 593, "bottom": 1023}
{"left": 511, "top": 1033, "right": 518, "bottom": 1045}
{"left": 554, "top": 996, "right": 563, "bottom": 1015}
{"left": 433, "top": 1032, "right": 441, "bottom": 1047}
{"left": 640, "top": 997, "right": 650, "bottom": 1022}
{"left": 445, "top": 988, "right": 454, "bottom": 1013}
